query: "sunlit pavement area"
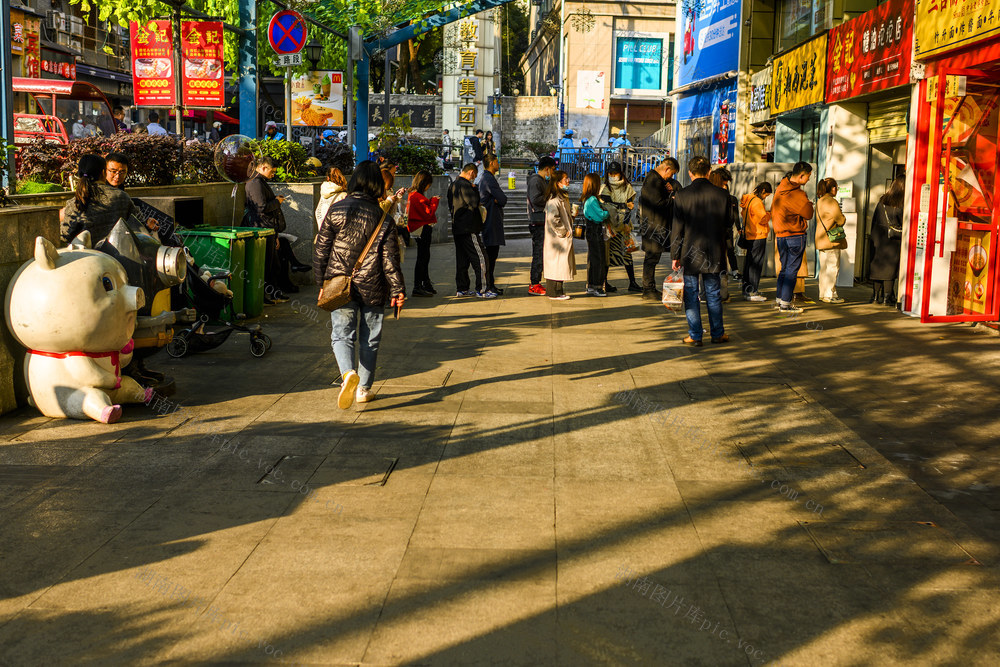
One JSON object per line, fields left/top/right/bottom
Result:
{"left": 2, "top": 238, "right": 1000, "bottom": 665}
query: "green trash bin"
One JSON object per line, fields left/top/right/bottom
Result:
{"left": 182, "top": 227, "right": 253, "bottom": 320}
{"left": 239, "top": 227, "right": 275, "bottom": 318}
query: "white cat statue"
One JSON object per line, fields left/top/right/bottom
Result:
{"left": 4, "top": 235, "right": 153, "bottom": 423}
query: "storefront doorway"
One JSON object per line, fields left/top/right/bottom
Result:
{"left": 907, "top": 66, "right": 1000, "bottom": 322}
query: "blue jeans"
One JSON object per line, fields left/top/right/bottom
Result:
{"left": 330, "top": 300, "right": 385, "bottom": 389}
{"left": 776, "top": 235, "right": 806, "bottom": 304}
{"left": 683, "top": 272, "right": 724, "bottom": 341}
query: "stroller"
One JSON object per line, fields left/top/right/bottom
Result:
{"left": 165, "top": 264, "right": 273, "bottom": 359}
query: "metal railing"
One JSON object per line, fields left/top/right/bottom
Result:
{"left": 556, "top": 146, "right": 669, "bottom": 183}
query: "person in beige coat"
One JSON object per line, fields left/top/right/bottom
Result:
{"left": 815, "top": 177, "right": 848, "bottom": 303}
{"left": 543, "top": 170, "right": 576, "bottom": 300}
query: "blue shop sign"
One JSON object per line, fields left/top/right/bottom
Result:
{"left": 614, "top": 37, "right": 664, "bottom": 92}
{"left": 676, "top": 0, "right": 742, "bottom": 87}
{"left": 675, "top": 80, "right": 738, "bottom": 165}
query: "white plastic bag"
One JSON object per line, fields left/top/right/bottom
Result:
{"left": 662, "top": 269, "right": 684, "bottom": 309}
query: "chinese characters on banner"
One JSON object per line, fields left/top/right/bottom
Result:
{"left": 40, "top": 60, "right": 76, "bottom": 80}
{"left": 675, "top": 0, "right": 742, "bottom": 88}
{"left": 11, "top": 9, "right": 24, "bottom": 56}
{"left": 181, "top": 21, "right": 224, "bottom": 108}
{"left": 915, "top": 0, "right": 1000, "bottom": 58}
{"left": 769, "top": 34, "right": 827, "bottom": 115}
{"left": 369, "top": 104, "right": 436, "bottom": 128}
{"left": 748, "top": 66, "right": 773, "bottom": 124}
{"left": 827, "top": 0, "right": 912, "bottom": 102}
{"left": 130, "top": 20, "right": 175, "bottom": 107}
{"left": 457, "top": 18, "right": 478, "bottom": 127}
{"left": 22, "top": 16, "right": 40, "bottom": 78}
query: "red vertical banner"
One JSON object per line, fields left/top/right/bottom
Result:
{"left": 181, "top": 21, "right": 225, "bottom": 108}
{"left": 130, "top": 20, "right": 175, "bottom": 107}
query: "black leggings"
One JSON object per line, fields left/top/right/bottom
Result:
{"left": 586, "top": 225, "right": 606, "bottom": 288}
{"left": 414, "top": 226, "right": 432, "bottom": 287}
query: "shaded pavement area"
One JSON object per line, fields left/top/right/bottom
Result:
{"left": 1, "top": 238, "right": 999, "bottom": 665}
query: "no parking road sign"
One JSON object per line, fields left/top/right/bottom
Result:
{"left": 268, "top": 10, "right": 307, "bottom": 55}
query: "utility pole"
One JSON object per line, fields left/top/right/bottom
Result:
{"left": 171, "top": 4, "right": 183, "bottom": 137}
{"left": 1, "top": 0, "right": 16, "bottom": 190}
{"left": 238, "top": 0, "right": 257, "bottom": 138}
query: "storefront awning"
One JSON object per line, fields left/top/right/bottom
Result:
{"left": 75, "top": 64, "right": 133, "bottom": 84}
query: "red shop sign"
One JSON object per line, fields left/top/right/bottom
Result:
{"left": 130, "top": 20, "right": 175, "bottom": 107}
{"left": 181, "top": 20, "right": 225, "bottom": 108}
{"left": 826, "top": 0, "right": 914, "bottom": 103}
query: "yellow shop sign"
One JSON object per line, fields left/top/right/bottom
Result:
{"left": 770, "top": 34, "right": 828, "bottom": 115}
{"left": 915, "top": 0, "right": 1000, "bottom": 58}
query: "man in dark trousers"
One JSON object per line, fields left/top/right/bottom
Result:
{"left": 639, "top": 156, "right": 681, "bottom": 299}
{"left": 479, "top": 154, "right": 507, "bottom": 296}
{"left": 448, "top": 163, "right": 494, "bottom": 298}
{"left": 671, "top": 155, "right": 731, "bottom": 346}
{"left": 469, "top": 129, "right": 485, "bottom": 178}
{"left": 527, "top": 156, "right": 557, "bottom": 295}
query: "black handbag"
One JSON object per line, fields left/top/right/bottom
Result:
{"left": 884, "top": 207, "right": 903, "bottom": 240}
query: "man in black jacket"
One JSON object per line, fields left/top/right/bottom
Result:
{"left": 527, "top": 156, "right": 556, "bottom": 295}
{"left": 671, "top": 155, "right": 730, "bottom": 346}
{"left": 479, "top": 154, "right": 507, "bottom": 296}
{"left": 448, "top": 163, "right": 493, "bottom": 298}
{"left": 639, "top": 157, "right": 680, "bottom": 299}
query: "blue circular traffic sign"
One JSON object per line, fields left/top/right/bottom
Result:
{"left": 268, "top": 10, "right": 307, "bottom": 55}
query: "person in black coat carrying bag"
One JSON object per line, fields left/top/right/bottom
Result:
{"left": 639, "top": 157, "right": 681, "bottom": 299}
{"left": 527, "top": 156, "right": 557, "bottom": 294}
{"left": 867, "top": 176, "right": 905, "bottom": 306}
{"left": 671, "top": 156, "right": 731, "bottom": 346}
{"left": 448, "top": 163, "right": 492, "bottom": 298}
{"left": 479, "top": 154, "right": 508, "bottom": 295}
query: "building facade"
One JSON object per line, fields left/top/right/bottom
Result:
{"left": 521, "top": 0, "right": 677, "bottom": 148}
{"left": 441, "top": 11, "right": 503, "bottom": 151}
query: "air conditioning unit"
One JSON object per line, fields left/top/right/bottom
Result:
{"left": 69, "top": 16, "right": 85, "bottom": 36}
{"left": 46, "top": 11, "right": 66, "bottom": 32}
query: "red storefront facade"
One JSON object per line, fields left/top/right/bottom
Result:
{"left": 902, "top": 1, "right": 1000, "bottom": 322}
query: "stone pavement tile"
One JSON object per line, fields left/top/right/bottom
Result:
{"left": 410, "top": 475, "right": 555, "bottom": 550}
{"left": 439, "top": 413, "right": 555, "bottom": 478}
{"left": 217, "top": 432, "right": 345, "bottom": 459}
{"left": 295, "top": 468, "right": 432, "bottom": 521}
{"left": 715, "top": 578, "right": 931, "bottom": 666}
{"left": 362, "top": 577, "right": 557, "bottom": 666}
{"left": 250, "top": 387, "right": 357, "bottom": 424}
{"left": 0, "top": 412, "right": 52, "bottom": 442}
{"left": 395, "top": 547, "right": 555, "bottom": 584}
{"left": 0, "top": 441, "right": 105, "bottom": 466}
{"left": 340, "top": 410, "right": 456, "bottom": 445}
{"left": 193, "top": 452, "right": 326, "bottom": 493}
{"left": 310, "top": 449, "right": 437, "bottom": 485}
{"left": 352, "top": 386, "right": 465, "bottom": 414}
{"left": 556, "top": 580, "right": 746, "bottom": 667}
{"left": 0, "top": 604, "right": 188, "bottom": 665}
{"left": 9, "top": 417, "right": 127, "bottom": 446}
{"left": 554, "top": 418, "right": 672, "bottom": 481}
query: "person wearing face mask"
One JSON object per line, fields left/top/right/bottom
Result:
{"left": 600, "top": 162, "right": 640, "bottom": 293}
{"left": 544, "top": 170, "right": 576, "bottom": 300}
{"left": 771, "top": 162, "right": 814, "bottom": 315}
{"left": 479, "top": 154, "right": 507, "bottom": 296}
{"left": 639, "top": 157, "right": 681, "bottom": 299}
{"left": 527, "top": 156, "right": 557, "bottom": 295}
{"left": 739, "top": 182, "right": 772, "bottom": 302}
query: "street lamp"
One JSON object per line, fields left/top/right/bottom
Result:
{"left": 305, "top": 42, "right": 323, "bottom": 67}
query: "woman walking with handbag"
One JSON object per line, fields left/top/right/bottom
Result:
{"left": 739, "top": 182, "right": 772, "bottom": 302}
{"left": 581, "top": 173, "right": 610, "bottom": 297}
{"left": 544, "top": 171, "right": 576, "bottom": 300}
{"left": 599, "top": 162, "right": 641, "bottom": 293}
{"left": 867, "top": 177, "right": 905, "bottom": 306}
{"left": 313, "top": 161, "right": 405, "bottom": 409}
{"left": 815, "top": 178, "right": 849, "bottom": 303}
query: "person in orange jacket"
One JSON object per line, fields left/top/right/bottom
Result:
{"left": 770, "top": 162, "right": 814, "bottom": 314}
{"left": 739, "top": 182, "right": 772, "bottom": 302}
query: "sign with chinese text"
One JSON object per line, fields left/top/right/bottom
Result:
{"left": 369, "top": 104, "right": 436, "bottom": 128}
{"left": 130, "top": 20, "right": 175, "bottom": 107}
{"left": 748, "top": 66, "right": 772, "bottom": 124}
{"left": 41, "top": 59, "right": 76, "bottom": 80}
{"left": 458, "top": 106, "right": 475, "bottom": 126}
{"left": 676, "top": 0, "right": 742, "bottom": 87}
{"left": 276, "top": 54, "right": 302, "bottom": 66}
{"left": 181, "top": 21, "right": 224, "bottom": 108}
{"left": 11, "top": 9, "right": 24, "bottom": 56}
{"left": 770, "top": 34, "right": 827, "bottom": 115}
{"left": 22, "top": 16, "right": 40, "bottom": 78}
{"left": 291, "top": 71, "right": 344, "bottom": 126}
{"left": 915, "top": 0, "right": 1000, "bottom": 58}
{"left": 576, "top": 70, "right": 606, "bottom": 109}
{"left": 827, "top": 0, "right": 912, "bottom": 102}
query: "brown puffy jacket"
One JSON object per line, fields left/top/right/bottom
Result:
{"left": 313, "top": 194, "right": 404, "bottom": 307}
{"left": 771, "top": 177, "right": 814, "bottom": 237}
{"left": 815, "top": 195, "right": 848, "bottom": 250}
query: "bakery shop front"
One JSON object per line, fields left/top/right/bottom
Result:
{"left": 901, "top": 0, "right": 1000, "bottom": 322}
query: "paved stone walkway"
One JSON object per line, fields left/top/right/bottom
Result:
{"left": 1, "top": 239, "right": 999, "bottom": 665}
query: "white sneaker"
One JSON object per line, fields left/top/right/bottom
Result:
{"left": 745, "top": 294, "right": 767, "bottom": 302}
{"left": 548, "top": 294, "right": 571, "bottom": 301}
{"left": 355, "top": 386, "right": 372, "bottom": 403}
{"left": 338, "top": 370, "right": 359, "bottom": 409}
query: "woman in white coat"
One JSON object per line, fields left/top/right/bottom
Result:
{"left": 315, "top": 167, "right": 348, "bottom": 226}
{"left": 543, "top": 170, "right": 576, "bottom": 300}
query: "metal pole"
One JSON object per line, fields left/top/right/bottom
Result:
{"left": 557, "top": 0, "right": 565, "bottom": 145}
{"left": 285, "top": 68, "right": 292, "bottom": 140}
{"left": 1, "top": 0, "right": 16, "bottom": 190}
{"left": 384, "top": 50, "right": 391, "bottom": 133}
{"left": 238, "top": 0, "right": 258, "bottom": 138}
{"left": 345, "top": 60, "right": 353, "bottom": 153}
{"left": 355, "top": 47, "right": 370, "bottom": 163}
{"left": 172, "top": 7, "right": 183, "bottom": 136}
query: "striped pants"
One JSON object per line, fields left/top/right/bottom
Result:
{"left": 454, "top": 232, "right": 488, "bottom": 292}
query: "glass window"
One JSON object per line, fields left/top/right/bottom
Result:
{"left": 778, "top": 0, "right": 834, "bottom": 52}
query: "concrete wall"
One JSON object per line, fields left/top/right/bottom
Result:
{"left": 824, "top": 103, "right": 869, "bottom": 285}
{"left": 369, "top": 93, "right": 443, "bottom": 142}
{"left": 500, "top": 96, "right": 557, "bottom": 153}
{"left": 0, "top": 206, "right": 62, "bottom": 414}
